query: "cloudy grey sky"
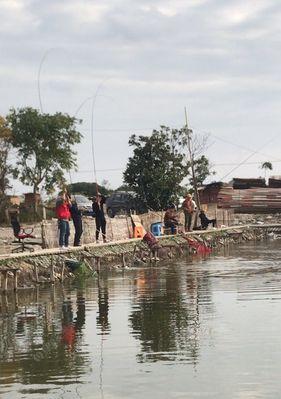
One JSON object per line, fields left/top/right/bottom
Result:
{"left": 1, "top": 0, "right": 281, "bottom": 194}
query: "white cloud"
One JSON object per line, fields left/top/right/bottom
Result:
{"left": 55, "top": 1, "right": 109, "bottom": 24}
{"left": 1, "top": 0, "right": 281, "bottom": 190}
{"left": 140, "top": 0, "right": 210, "bottom": 17}
{"left": 0, "top": 0, "right": 39, "bottom": 33}
{"left": 218, "top": 1, "right": 274, "bottom": 26}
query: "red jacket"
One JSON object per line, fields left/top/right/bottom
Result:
{"left": 56, "top": 203, "right": 71, "bottom": 220}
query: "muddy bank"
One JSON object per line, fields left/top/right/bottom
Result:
{"left": 0, "top": 225, "right": 279, "bottom": 291}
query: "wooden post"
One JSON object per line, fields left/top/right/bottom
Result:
{"left": 42, "top": 206, "right": 46, "bottom": 220}
{"left": 61, "top": 261, "right": 65, "bottom": 283}
{"left": 95, "top": 257, "right": 101, "bottom": 273}
{"left": 121, "top": 253, "right": 126, "bottom": 268}
{"left": 13, "top": 270, "right": 18, "bottom": 291}
{"left": 34, "top": 265, "right": 39, "bottom": 284}
{"left": 215, "top": 207, "right": 218, "bottom": 227}
{"left": 3, "top": 271, "right": 8, "bottom": 292}
{"left": 50, "top": 259, "right": 55, "bottom": 283}
{"left": 184, "top": 108, "right": 200, "bottom": 210}
{"left": 41, "top": 221, "right": 47, "bottom": 249}
{"left": 14, "top": 291, "right": 19, "bottom": 311}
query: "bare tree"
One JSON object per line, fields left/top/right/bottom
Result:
{"left": 0, "top": 116, "right": 12, "bottom": 214}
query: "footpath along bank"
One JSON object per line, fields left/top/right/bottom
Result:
{"left": 0, "top": 224, "right": 280, "bottom": 291}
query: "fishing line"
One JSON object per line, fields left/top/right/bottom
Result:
{"left": 90, "top": 79, "right": 108, "bottom": 195}
{"left": 219, "top": 135, "right": 279, "bottom": 181}
{"left": 37, "top": 47, "right": 68, "bottom": 113}
{"left": 37, "top": 48, "right": 77, "bottom": 195}
{"left": 208, "top": 131, "right": 280, "bottom": 162}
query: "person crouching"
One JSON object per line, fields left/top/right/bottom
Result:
{"left": 199, "top": 210, "right": 216, "bottom": 230}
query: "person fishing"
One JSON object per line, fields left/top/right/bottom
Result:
{"left": 70, "top": 196, "right": 83, "bottom": 246}
{"left": 182, "top": 193, "right": 196, "bottom": 232}
{"left": 164, "top": 203, "right": 179, "bottom": 234}
{"left": 92, "top": 193, "right": 107, "bottom": 242}
{"left": 56, "top": 190, "right": 71, "bottom": 250}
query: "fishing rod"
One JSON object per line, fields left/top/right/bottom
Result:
{"left": 90, "top": 79, "right": 108, "bottom": 197}
{"left": 37, "top": 48, "right": 76, "bottom": 199}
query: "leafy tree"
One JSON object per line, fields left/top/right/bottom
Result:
{"left": 124, "top": 126, "right": 214, "bottom": 210}
{"left": 67, "top": 181, "right": 110, "bottom": 198}
{"left": 115, "top": 184, "right": 132, "bottom": 192}
{"left": 7, "top": 107, "right": 82, "bottom": 210}
{"left": 188, "top": 155, "right": 215, "bottom": 189}
{"left": 0, "top": 116, "right": 13, "bottom": 214}
{"left": 261, "top": 161, "right": 273, "bottom": 179}
{"left": 123, "top": 127, "right": 188, "bottom": 210}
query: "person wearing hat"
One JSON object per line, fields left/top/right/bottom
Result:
{"left": 92, "top": 193, "right": 107, "bottom": 242}
{"left": 182, "top": 193, "right": 196, "bottom": 232}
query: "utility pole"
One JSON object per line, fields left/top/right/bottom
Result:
{"left": 184, "top": 107, "right": 201, "bottom": 208}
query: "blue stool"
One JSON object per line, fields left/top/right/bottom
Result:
{"left": 150, "top": 222, "right": 162, "bottom": 237}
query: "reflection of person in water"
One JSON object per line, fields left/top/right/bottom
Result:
{"left": 75, "top": 294, "right": 86, "bottom": 333}
{"left": 62, "top": 295, "right": 86, "bottom": 349}
{"left": 96, "top": 285, "right": 110, "bottom": 333}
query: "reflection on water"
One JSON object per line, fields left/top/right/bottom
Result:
{"left": 129, "top": 267, "right": 200, "bottom": 364}
{"left": 1, "top": 240, "right": 281, "bottom": 398}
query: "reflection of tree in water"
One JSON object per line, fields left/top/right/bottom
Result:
{"left": 129, "top": 267, "right": 200, "bottom": 364}
{"left": 0, "top": 289, "right": 89, "bottom": 390}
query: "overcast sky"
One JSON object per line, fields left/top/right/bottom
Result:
{"left": 1, "top": 0, "right": 281, "bottom": 194}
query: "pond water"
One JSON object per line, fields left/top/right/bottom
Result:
{"left": 1, "top": 240, "right": 281, "bottom": 398}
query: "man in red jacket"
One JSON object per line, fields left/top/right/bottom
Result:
{"left": 56, "top": 190, "right": 71, "bottom": 249}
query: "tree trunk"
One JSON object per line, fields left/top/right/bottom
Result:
{"left": 33, "top": 185, "right": 39, "bottom": 219}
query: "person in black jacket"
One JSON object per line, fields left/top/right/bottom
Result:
{"left": 70, "top": 198, "right": 83, "bottom": 246}
{"left": 92, "top": 193, "right": 107, "bottom": 242}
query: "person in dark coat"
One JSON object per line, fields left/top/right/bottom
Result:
{"left": 92, "top": 193, "right": 107, "bottom": 242}
{"left": 164, "top": 203, "right": 179, "bottom": 234}
{"left": 199, "top": 210, "right": 216, "bottom": 230}
{"left": 70, "top": 199, "right": 83, "bottom": 246}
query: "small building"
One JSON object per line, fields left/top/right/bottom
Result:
{"left": 7, "top": 195, "right": 22, "bottom": 207}
{"left": 199, "top": 180, "right": 281, "bottom": 214}
{"left": 231, "top": 178, "right": 266, "bottom": 189}
{"left": 198, "top": 182, "right": 227, "bottom": 204}
{"left": 24, "top": 193, "right": 41, "bottom": 207}
{"left": 268, "top": 176, "right": 281, "bottom": 188}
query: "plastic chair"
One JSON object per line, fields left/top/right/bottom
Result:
{"left": 150, "top": 222, "right": 162, "bottom": 237}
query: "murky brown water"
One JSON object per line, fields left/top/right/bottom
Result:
{"left": 1, "top": 240, "right": 281, "bottom": 398}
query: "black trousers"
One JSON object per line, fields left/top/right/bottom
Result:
{"left": 96, "top": 217, "right": 106, "bottom": 241}
{"left": 73, "top": 218, "right": 83, "bottom": 246}
{"left": 202, "top": 218, "right": 216, "bottom": 230}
